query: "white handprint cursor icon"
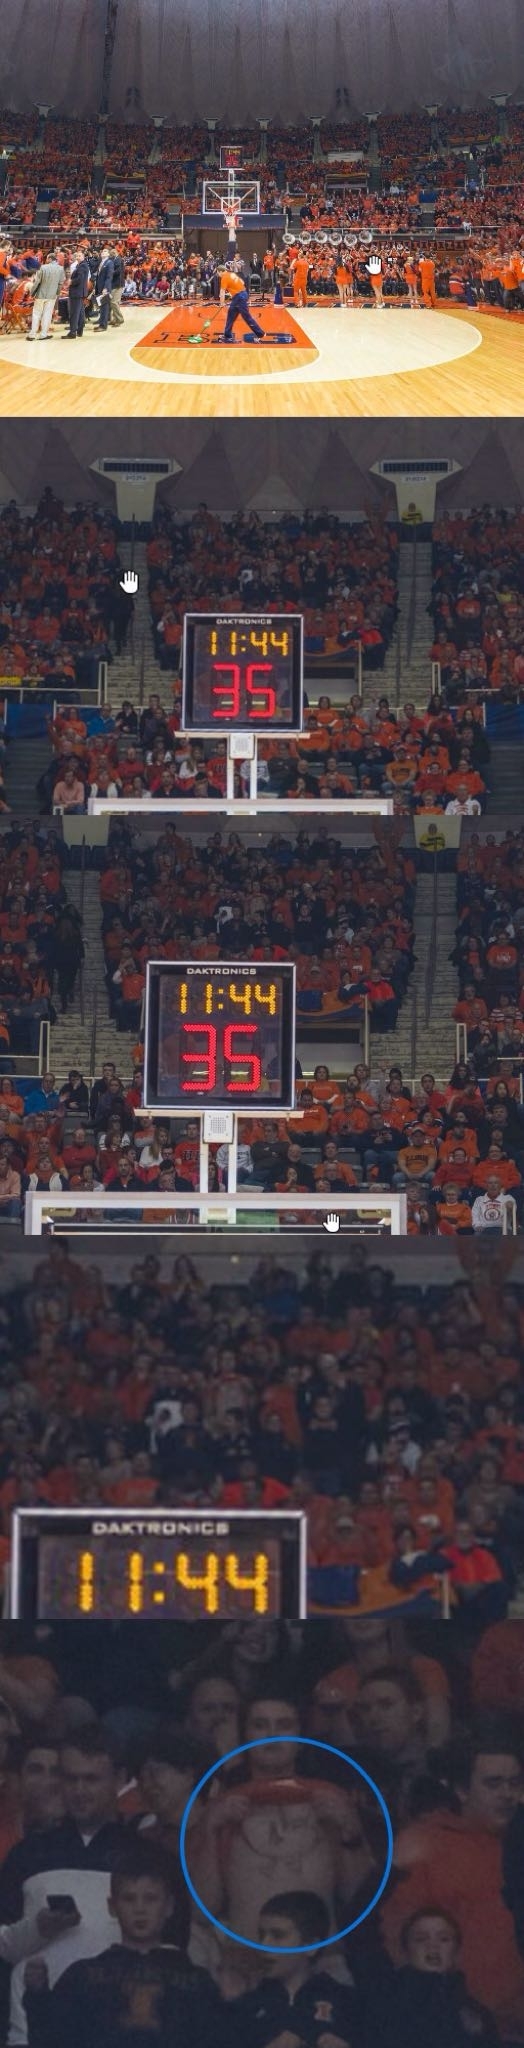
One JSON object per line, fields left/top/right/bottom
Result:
{"left": 120, "top": 571, "right": 139, "bottom": 594}
{"left": 323, "top": 1213, "right": 340, "bottom": 1233}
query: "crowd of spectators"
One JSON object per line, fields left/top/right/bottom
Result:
{"left": 430, "top": 508, "right": 524, "bottom": 702}
{"left": 146, "top": 500, "right": 399, "bottom": 669}
{"left": 0, "top": 1239, "right": 522, "bottom": 1612}
{"left": 42, "top": 686, "right": 490, "bottom": 815}
{"left": 0, "top": 818, "right": 415, "bottom": 1220}
{"left": 96, "top": 810, "right": 415, "bottom": 1025}
{"left": 0, "top": 825, "right": 83, "bottom": 1081}
{"left": 8, "top": 226, "right": 521, "bottom": 319}
{"left": 5, "top": 818, "right": 524, "bottom": 1237}
{"left": 0, "top": 486, "right": 520, "bottom": 786}
{"left": 37, "top": 493, "right": 494, "bottom": 818}
{"left": 0, "top": 491, "right": 134, "bottom": 699}
{"left": 0, "top": 1615, "right": 518, "bottom": 2043}
{"left": 44, "top": 717, "right": 492, "bottom": 822}
{"left": 1, "top": 107, "right": 524, "bottom": 317}
{"left": 2, "top": 225, "right": 523, "bottom": 320}
{"left": 70, "top": 818, "right": 524, "bottom": 1235}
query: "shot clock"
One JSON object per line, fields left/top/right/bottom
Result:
{"left": 143, "top": 960, "right": 296, "bottom": 1113}
{"left": 220, "top": 145, "right": 244, "bottom": 170}
{"left": 10, "top": 1509, "right": 307, "bottom": 1620}
{"left": 181, "top": 613, "right": 304, "bottom": 733}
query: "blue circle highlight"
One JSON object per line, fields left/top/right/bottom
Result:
{"left": 179, "top": 1734, "right": 394, "bottom": 1953}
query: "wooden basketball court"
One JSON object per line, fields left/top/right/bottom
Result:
{"left": 0, "top": 306, "right": 522, "bottom": 417}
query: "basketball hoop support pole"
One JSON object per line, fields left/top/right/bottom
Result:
{"left": 197, "top": 1115, "right": 237, "bottom": 1194}
{"left": 226, "top": 732, "right": 258, "bottom": 801}
{"left": 199, "top": 1108, "right": 238, "bottom": 1224}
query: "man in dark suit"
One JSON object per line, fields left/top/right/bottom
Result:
{"left": 65, "top": 248, "right": 90, "bottom": 338}
{"left": 95, "top": 248, "right": 115, "bottom": 330}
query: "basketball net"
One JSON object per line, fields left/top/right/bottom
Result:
{"left": 221, "top": 199, "right": 241, "bottom": 242}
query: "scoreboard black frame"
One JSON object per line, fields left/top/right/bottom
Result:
{"left": 10, "top": 1508, "right": 308, "bottom": 1621}
{"left": 181, "top": 612, "right": 304, "bottom": 734}
{"left": 143, "top": 959, "right": 297, "bottom": 1114}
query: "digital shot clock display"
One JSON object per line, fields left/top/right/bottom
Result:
{"left": 144, "top": 960, "right": 296, "bottom": 1112}
{"left": 181, "top": 613, "right": 304, "bottom": 733}
{"left": 10, "top": 1509, "right": 307, "bottom": 1620}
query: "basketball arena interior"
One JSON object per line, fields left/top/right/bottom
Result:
{"left": 0, "top": 9, "right": 522, "bottom": 2040}
{"left": 0, "top": 0, "right": 523, "bottom": 413}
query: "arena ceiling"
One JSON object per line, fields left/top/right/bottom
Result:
{"left": 0, "top": 422, "right": 523, "bottom": 511}
{"left": 1, "top": 0, "right": 524, "bottom": 121}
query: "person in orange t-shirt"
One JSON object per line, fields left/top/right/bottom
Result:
{"left": 470, "top": 1148, "right": 521, "bottom": 1194}
{"left": 438, "top": 1119, "right": 479, "bottom": 1163}
{"left": 436, "top": 1186, "right": 473, "bottom": 1233}
{"left": 453, "top": 988, "right": 488, "bottom": 1032}
{"left": 472, "top": 1620, "right": 524, "bottom": 1712}
{"left": 309, "top": 1066, "right": 344, "bottom": 1109}
{"left": 381, "top": 1736, "right": 524, "bottom": 2039}
{"left": 419, "top": 256, "right": 437, "bottom": 308}
{"left": 290, "top": 253, "right": 309, "bottom": 307}
{"left": 290, "top": 1089, "right": 329, "bottom": 1138}
{"left": 446, "top": 765, "right": 485, "bottom": 800}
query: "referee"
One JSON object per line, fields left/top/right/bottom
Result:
{"left": 220, "top": 257, "right": 264, "bottom": 342}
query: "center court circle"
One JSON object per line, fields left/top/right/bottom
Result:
{"left": 179, "top": 1734, "right": 394, "bottom": 1952}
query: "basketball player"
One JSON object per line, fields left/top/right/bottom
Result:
{"left": 219, "top": 259, "right": 264, "bottom": 342}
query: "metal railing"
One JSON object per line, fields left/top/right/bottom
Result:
{"left": 77, "top": 837, "right": 86, "bottom": 1028}
{"left": 38, "top": 1018, "right": 50, "bottom": 1075}
{"left": 503, "top": 1199, "right": 518, "bottom": 1236}
{"left": 394, "top": 626, "right": 401, "bottom": 707}
{"left": 424, "top": 849, "right": 439, "bottom": 1028}
{"left": 410, "top": 982, "right": 418, "bottom": 1079}
{"left": 455, "top": 1020, "right": 468, "bottom": 1065}
{"left": 139, "top": 636, "right": 146, "bottom": 708}
{"left": 406, "top": 540, "right": 418, "bottom": 669}
{"left": 1, "top": 1024, "right": 53, "bottom": 1082}
{"left": 1, "top": 668, "right": 107, "bottom": 722}
{"left": 455, "top": 1022, "right": 524, "bottom": 1105}
{"left": 89, "top": 989, "right": 98, "bottom": 1082}
{"left": 362, "top": 996, "right": 370, "bottom": 1068}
